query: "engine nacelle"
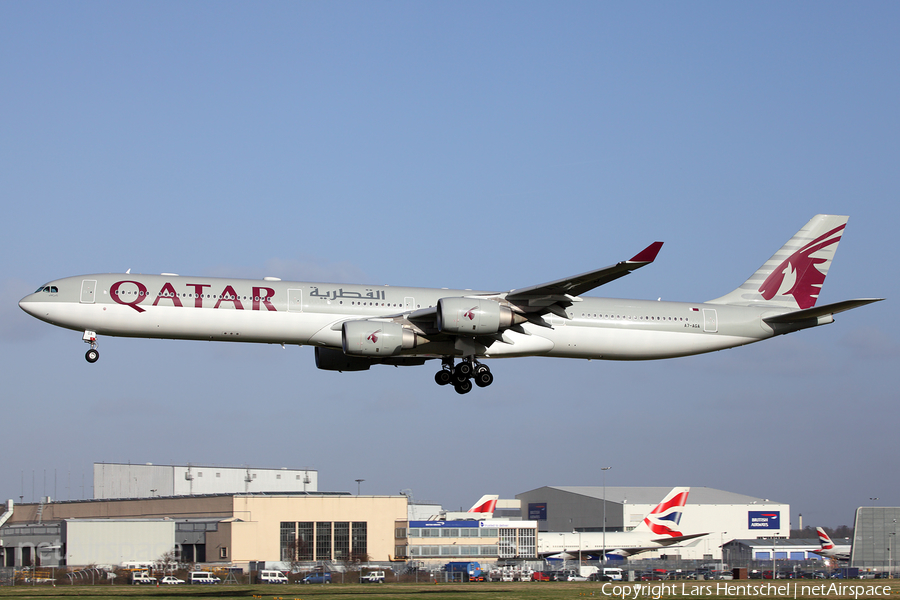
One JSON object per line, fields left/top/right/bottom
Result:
{"left": 314, "top": 346, "right": 372, "bottom": 372}
{"left": 342, "top": 320, "right": 419, "bottom": 357}
{"left": 437, "top": 297, "right": 524, "bottom": 335}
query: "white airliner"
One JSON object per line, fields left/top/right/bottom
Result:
{"left": 538, "top": 487, "right": 706, "bottom": 559}
{"left": 812, "top": 527, "right": 851, "bottom": 562}
{"left": 19, "top": 214, "right": 881, "bottom": 393}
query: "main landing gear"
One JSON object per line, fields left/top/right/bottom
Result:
{"left": 83, "top": 330, "right": 99, "bottom": 363}
{"left": 434, "top": 357, "right": 493, "bottom": 394}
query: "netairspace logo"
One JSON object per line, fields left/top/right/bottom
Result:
{"left": 599, "top": 582, "right": 893, "bottom": 600}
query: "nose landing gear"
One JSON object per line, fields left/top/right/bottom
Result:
{"left": 434, "top": 357, "right": 493, "bottom": 393}
{"left": 83, "top": 331, "right": 99, "bottom": 363}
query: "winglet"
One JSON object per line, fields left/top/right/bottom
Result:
{"left": 629, "top": 242, "right": 664, "bottom": 264}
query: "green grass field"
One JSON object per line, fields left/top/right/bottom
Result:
{"left": 0, "top": 581, "right": 895, "bottom": 600}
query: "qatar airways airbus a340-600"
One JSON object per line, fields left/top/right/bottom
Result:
{"left": 19, "top": 215, "right": 882, "bottom": 393}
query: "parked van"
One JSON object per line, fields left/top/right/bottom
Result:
{"left": 258, "top": 570, "right": 289, "bottom": 584}
{"left": 360, "top": 570, "right": 385, "bottom": 583}
{"left": 131, "top": 571, "right": 157, "bottom": 585}
{"left": 190, "top": 571, "right": 221, "bottom": 584}
{"left": 302, "top": 572, "right": 332, "bottom": 584}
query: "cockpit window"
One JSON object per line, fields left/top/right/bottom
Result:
{"left": 35, "top": 285, "right": 58, "bottom": 294}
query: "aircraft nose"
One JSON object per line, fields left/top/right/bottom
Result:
{"left": 19, "top": 294, "right": 42, "bottom": 318}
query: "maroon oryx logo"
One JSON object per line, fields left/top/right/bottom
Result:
{"left": 367, "top": 330, "right": 380, "bottom": 343}
{"left": 758, "top": 224, "right": 844, "bottom": 309}
{"left": 464, "top": 307, "right": 477, "bottom": 320}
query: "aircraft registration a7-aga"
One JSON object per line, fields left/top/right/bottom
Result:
{"left": 20, "top": 215, "right": 882, "bottom": 394}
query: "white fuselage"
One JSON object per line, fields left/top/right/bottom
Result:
{"left": 539, "top": 530, "right": 683, "bottom": 557}
{"left": 19, "top": 273, "right": 779, "bottom": 361}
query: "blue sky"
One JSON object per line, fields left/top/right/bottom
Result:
{"left": 2, "top": 2, "right": 897, "bottom": 529}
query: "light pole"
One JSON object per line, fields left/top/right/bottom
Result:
{"left": 870, "top": 499, "right": 879, "bottom": 570}
{"left": 355, "top": 479, "right": 364, "bottom": 495}
{"left": 891, "top": 519, "right": 897, "bottom": 578}
{"left": 601, "top": 466, "right": 611, "bottom": 566}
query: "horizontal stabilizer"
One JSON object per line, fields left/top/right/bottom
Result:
{"left": 763, "top": 298, "right": 883, "bottom": 325}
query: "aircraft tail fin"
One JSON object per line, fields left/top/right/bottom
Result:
{"left": 468, "top": 494, "right": 499, "bottom": 515}
{"left": 631, "top": 487, "right": 690, "bottom": 538}
{"left": 817, "top": 527, "right": 836, "bottom": 551}
{"left": 708, "top": 214, "right": 849, "bottom": 310}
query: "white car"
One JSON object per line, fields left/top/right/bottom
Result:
{"left": 161, "top": 576, "right": 185, "bottom": 585}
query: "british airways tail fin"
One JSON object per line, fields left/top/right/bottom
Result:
{"left": 709, "top": 215, "right": 849, "bottom": 310}
{"left": 632, "top": 487, "right": 690, "bottom": 538}
{"left": 468, "top": 494, "right": 499, "bottom": 515}
{"left": 816, "top": 527, "right": 836, "bottom": 551}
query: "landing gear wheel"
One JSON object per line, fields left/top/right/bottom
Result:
{"left": 474, "top": 363, "right": 489, "bottom": 375}
{"left": 454, "top": 361, "right": 473, "bottom": 378}
{"left": 85, "top": 349, "right": 99, "bottom": 363}
{"left": 434, "top": 370, "right": 452, "bottom": 386}
{"left": 454, "top": 379, "right": 473, "bottom": 394}
{"left": 474, "top": 370, "right": 493, "bottom": 387}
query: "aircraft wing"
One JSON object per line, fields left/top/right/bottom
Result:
{"left": 570, "top": 532, "right": 708, "bottom": 558}
{"left": 652, "top": 532, "right": 709, "bottom": 546}
{"left": 504, "top": 242, "right": 663, "bottom": 321}
{"left": 394, "top": 242, "right": 664, "bottom": 343}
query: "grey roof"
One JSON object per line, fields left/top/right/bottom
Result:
{"left": 523, "top": 486, "right": 784, "bottom": 506}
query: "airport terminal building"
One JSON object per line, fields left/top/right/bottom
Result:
{"left": 1, "top": 465, "right": 802, "bottom": 569}
{"left": 0, "top": 493, "right": 406, "bottom": 568}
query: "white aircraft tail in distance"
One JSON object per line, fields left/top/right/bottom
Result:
{"left": 19, "top": 214, "right": 882, "bottom": 392}
{"left": 538, "top": 487, "right": 707, "bottom": 559}
{"left": 468, "top": 494, "right": 499, "bottom": 515}
{"left": 812, "top": 527, "right": 851, "bottom": 561}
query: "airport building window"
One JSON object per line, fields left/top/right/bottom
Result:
{"left": 352, "top": 522, "right": 367, "bottom": 558}
{"left": 316, "top": 522, "right": 332, "bottom": 560}
{"left": 518, "top": 528, "right": 536, "bottom": 557}
{"left": 297, "top": 522, "right": 313, "bottom": 561}
{"left": 280, "top": 522, "right": 296, "bottom": 562}
{"left": 395, "top": 527, "right": 407, "bottom": 539}
{"left": 499, "top": 528, "right": 517, "bottom": 558}
{"left": 334, "top": 522, "right": 350, "bottom": 560}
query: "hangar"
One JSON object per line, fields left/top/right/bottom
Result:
{"left": 851, "top": 506, "right": 900, "bottom": 571}
{"left": 517, "top": 486, "right": 790, "bottom": 560}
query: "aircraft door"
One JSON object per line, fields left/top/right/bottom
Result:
{"left": 288, "top": 289, "right": 303, "bottom": 312}
{"left": 404, "top": 297, "right": 415, "bottom": 311}
{"left": 80, "top": 280, "right": 97, "bottom": 304}
{"left": 703, "top": 308, "right": 718, "bottom": 333}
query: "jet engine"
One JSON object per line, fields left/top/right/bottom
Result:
{"left": 437, "top": 297, "right": 525, "bottom": 335}
{"left": 342, "top": 320, "right": 420, "bottom": 357}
